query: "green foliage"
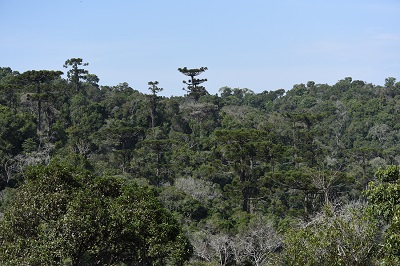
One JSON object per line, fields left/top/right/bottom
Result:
{"left": 158, "top": 186, "right": 208, "bottom": 222}
{"left": 0, "top": 105, "right": 37, "bottom": 155}
{"left": 283, "top": 203, "right": 380, "bottom": 266}
{"left": 178, "top": 67, "right": 208, "bottom": 100}
{"left": 14, "top": 70, "right": 64, "bottom": 132}
{"left": 0, "top": 105, "right": 37, "bottom": 189}
{"left": 15, "top": 70, "right": 63, "bottom": 85}
{"left": 0, "top": 187, "right": 16, "bottom": 212}
{"left": 2, "top": 63, "right": 400, "bottom": 264}
{"left": 366, "top": 166, "right": 400, "bottom": 263}
{"left": 215, "top": 129, "right": 271, "bottom": 213}
{"left": 0, "top": 163, "right": 192, "bottom": 265}
{"left": 0, "top": 84, "right": 20, "bottom": 108}
{"left": 63, "top": 58, "right": 90, "bottom": 91}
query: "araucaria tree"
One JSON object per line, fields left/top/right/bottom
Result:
{"left": 215, "top": 129, "right": 270, "bottom": 213}
{"left": 15, "top": 70, "right": 63, "bottom": 132}
{"left": 178, "top": 67, "right": 208, "bottom": 101}
{"left": 148, "top": 81, "right": 163, "bottom": 133}
{"left": 63, "top": 58, "right": 90, "bottom": 91}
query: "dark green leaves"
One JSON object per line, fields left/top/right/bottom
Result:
{"left": 0, "top": 163, "right": 192, "bottom": 265}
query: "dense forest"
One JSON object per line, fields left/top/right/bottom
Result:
{"left": 1, "top": 59, "right": 400, "bottom": 265}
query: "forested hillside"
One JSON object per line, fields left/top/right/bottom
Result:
{"left": 1, "top": 59, "right": 400, "bottom": 265}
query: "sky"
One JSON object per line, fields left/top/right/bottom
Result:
{"left": 1, "top": 0, "right": 400, "bottom": 96}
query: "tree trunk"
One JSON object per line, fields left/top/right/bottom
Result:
{"left": 37, "top": 82, "right": 42, "bottom": 132}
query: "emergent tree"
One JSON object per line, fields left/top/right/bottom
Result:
{"left": 63, "top": 58, "right": 90, "bottom": 91}
{"left": 148, "top": 81, "right": 163, "bottom": 133}
{"left": 178, "top": 67, "right": 208, "bottom": 101}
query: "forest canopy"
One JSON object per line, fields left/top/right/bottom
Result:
{"left": 1, "top": 61, "right": 400, "bottom": 265}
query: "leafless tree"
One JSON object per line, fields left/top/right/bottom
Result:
{"left": 209, "top": 234, "right": 233, "bottom": 266}
{"left": 233, "top": 218, "right": 282, "bottom": 266}
{"left": 174, "top": 177, "right": 221, "bottom": 203}
{"left": 284, "top": 202, "right": 380, "bottom": 266}
{"left": 190, "top": 231, "right": 213, "bottom": 263}
{"left": 190, "top": 218, "right": 282, "bottom": 266}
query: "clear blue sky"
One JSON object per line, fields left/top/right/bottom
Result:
{"left": 1, "top": 0, "right": 400, "bottom": 96}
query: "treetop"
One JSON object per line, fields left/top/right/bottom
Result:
{"left": 178, "top": 67, "right": 208, "bottom": 77}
